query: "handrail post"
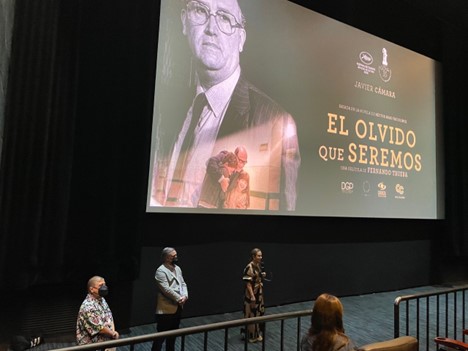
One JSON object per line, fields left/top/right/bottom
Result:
{"left": 394, "top": 297, "right": 401, "bottom": 338}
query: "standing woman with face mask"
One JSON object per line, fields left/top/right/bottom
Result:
{"left": 242, "top": 248, "right": 266, "bottom": 343}
{"left": 76, "top": 275, "right": 119, "bottom": 349}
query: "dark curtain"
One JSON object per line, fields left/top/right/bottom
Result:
{"left": 441, "top": 27, "right": 468, "bottom": 259}
{"left": 0, "top": 0, "right": 150, "bottom": 291}
{"left": 0, "top": 0, "right": 81, "bottom": 289}
{"left": 61, "top": 0, "right": 154, "bottom": 285}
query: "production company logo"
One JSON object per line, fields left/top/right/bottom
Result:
{"left": 341, "top": 181, "right": 354, "bottom": 194}
{"left": 377, "top": 182, "right": 387, "bottom": 198}
{"left": 395, "top": 183, "right": 405, "bottom": 199}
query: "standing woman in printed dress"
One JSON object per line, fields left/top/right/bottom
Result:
{"left": 242, "top": 248, "right": 266, "bottom": 343}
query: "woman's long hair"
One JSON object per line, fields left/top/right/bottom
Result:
{"left": 308, "top": 293, "right": 349, "bottom": 351}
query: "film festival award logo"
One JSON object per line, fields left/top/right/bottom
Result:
{"left": 363, "top": 180, "right": 371, "bottom": 197}
{"left": 357, "top": 51, "right": 375, "bottom": 75}
{"left": 379, "top": 48, "right": 392, "bottom": 82}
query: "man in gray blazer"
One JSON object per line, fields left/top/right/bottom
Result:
{"left": 152, "top": 247, "right": 188, "bottom": 351}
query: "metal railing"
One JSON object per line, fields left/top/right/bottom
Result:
{"left": 394, "top": 284, "right": 468, "bottom": 351}
{"left": 50, "top": 309, "right": 312, "bottom": 351}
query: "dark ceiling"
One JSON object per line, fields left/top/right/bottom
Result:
{"left": 408, "top": 0, "right": 468, "bottom": 30}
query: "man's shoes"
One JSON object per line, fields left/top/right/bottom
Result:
{"left": 249, "top": 338, "right": 257, "bottom": 343}
{"left": 10, "top": 335, "right": 43, "bottom": 351}
{"left": 30, "top": 336, "right": 43, "bottom": 348}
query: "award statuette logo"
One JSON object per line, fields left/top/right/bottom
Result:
{"left": 379, "top": 48, "right": 392, "bottom": 82}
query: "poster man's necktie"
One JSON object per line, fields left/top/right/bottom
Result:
{"left": 166, "top": 93, "right": 207, "bottom": 205}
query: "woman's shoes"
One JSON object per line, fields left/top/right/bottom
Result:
{"left": 248, "top": 334, "right": 263, "bottom": 343}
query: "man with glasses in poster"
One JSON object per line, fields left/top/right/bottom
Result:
{"left": 151, "top": 0, "right": 300, "bottom": 211}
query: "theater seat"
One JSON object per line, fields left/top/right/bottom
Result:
{"left": 358, "top": 336, "right": 419, "bottom": 351}
{"left": 434, "top": 330, "right": 468, "bottom": 351}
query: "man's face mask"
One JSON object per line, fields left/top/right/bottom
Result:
{"left": 172, "top": 257, "right": 179, "bottom": 265}
{"left": 98, "top": 285, "right": 109, "bottom": 297}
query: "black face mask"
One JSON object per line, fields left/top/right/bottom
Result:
{"left": 172, "top": 257, "right": 179, "bottom": 265}
{"left": 98, "top": 285, "right": 109, "bottom": 297}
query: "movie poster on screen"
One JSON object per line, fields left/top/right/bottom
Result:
{"left": 146, "top": 0, "right": 441, "bottom": 219}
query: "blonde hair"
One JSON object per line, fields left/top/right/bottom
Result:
{"left": 250, "top": 248, "right": 261, "bottom": 259}
{"left": 87, "top": 276, "right": 104, "bottom": 290}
